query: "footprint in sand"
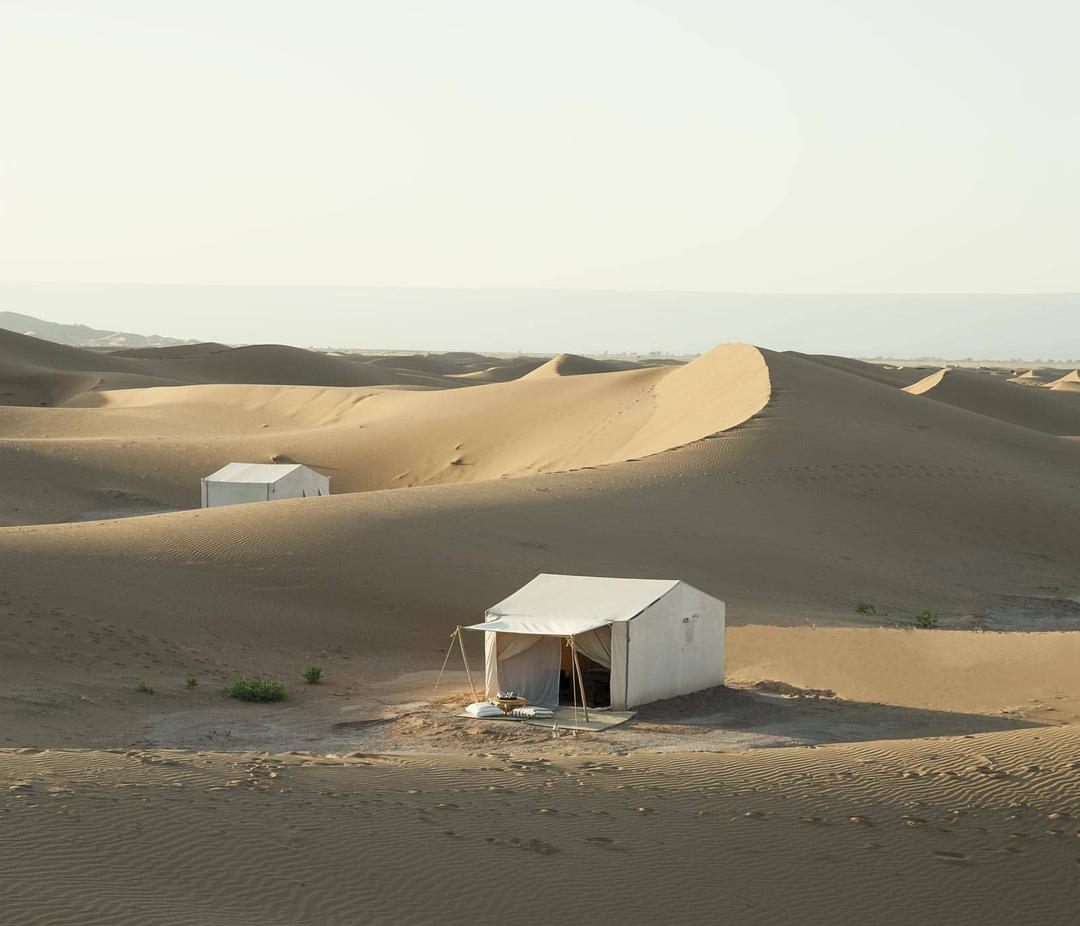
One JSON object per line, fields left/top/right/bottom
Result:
{"left": 933, "top": 851, "right": 970, "bottom": 865}
{"left": 585, "top": 836, "right": 623, "bottom": 852}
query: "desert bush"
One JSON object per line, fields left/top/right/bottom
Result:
{"left": 855, "top": 600, "right": 876, "bottom": 615}
{"left": 303, "top": 665, "right": 323, "bottom": 685}
{"left": 135, "top": 679, "right": 154, "bottom": 694}
{"left": 185, "top": 675, "right": 198, "bottom": 689}
{"left": 914, "top": 609, "right": 939, "bottom": 629}
{"left": 226, "top": 675, "right": 286, "bottom": 702}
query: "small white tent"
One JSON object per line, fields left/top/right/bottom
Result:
{"left": 464, "top": 574, "right": 725, "bottom": 709}
{"left": 200, "top": 463, "right": 330, "bottom": 508}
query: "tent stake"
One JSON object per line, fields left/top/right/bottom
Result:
{"left": 570, "top": 635, "right": 590, "bottom": 724}
{"left": 456, "top": 626, "right": 480, "bottom": 703}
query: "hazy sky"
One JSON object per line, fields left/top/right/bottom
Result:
{"left": 1, "top": 3, "right": 1078, "bottom": 357}
{"left": 2, "top": 0, "right": 1078, "bottom": 296}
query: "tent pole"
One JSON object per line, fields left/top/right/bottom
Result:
{"left": 567, "top": 638, "right": 578, "bottom": 725}
{"left": 570, "top": 635, "right": 590, "bottom": 724}
{"left": 429, "top": 629, "right": 458, "bottom": 703}
{"left": 455, "top": 627, "right": 480, "bottom": 703}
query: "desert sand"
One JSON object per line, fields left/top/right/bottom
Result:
{"left": 2, "top": 330, "right": 1079, "bottom": 924}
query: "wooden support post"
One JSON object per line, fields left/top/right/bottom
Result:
{"left": 570, "top": 635, "right": 590, "bottom": 724}
{"left": 456, "top": 626, "right": 480, "bottom": 703}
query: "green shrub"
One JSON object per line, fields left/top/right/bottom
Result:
{"left": 135, "top": 679, "right": 154, "bottom": 694}
{"left": 855, "top": 600, "right": 876, "bottom": 615}
{"left": 226, "top": 675, "right": 286, "bottom": 702}
{"left": 185, "top": 675, "right": 198, "bottom": 689}
{"left": 914, "top": 610, "right": 939, "bottom": 629}
{"left": 303, "top": 665, "right": 323, "bottom": 685}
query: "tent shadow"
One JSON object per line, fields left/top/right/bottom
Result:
{"left": 631, "top": 683, "right": 1044, "bottom": 746}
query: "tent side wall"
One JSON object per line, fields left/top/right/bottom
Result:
{"left": 624, "top": 583, "right": 725, "bottom": 707}
{"left": 272, "top": 467, "right": 329, "bottom": 500}
{"left": 203, "top": 481, "right": 271, "bottom": 508}
{"left": 609, "top": 622, "right": 630, "bottom": 710}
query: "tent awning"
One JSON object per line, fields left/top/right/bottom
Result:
{"left": 462, "top": 616, "right": 612, "bottom": 636}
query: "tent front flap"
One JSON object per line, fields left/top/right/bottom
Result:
{"left": 463, "top": 616, "right": 613, "bottom": 636}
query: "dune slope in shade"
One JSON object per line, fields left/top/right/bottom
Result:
{"left": 904, "top": 367, "right": 1080, "bottom": 435}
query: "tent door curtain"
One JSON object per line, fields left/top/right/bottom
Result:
{"left": 486, "top": 632, "right": 562, "bottom": 706}
{"left": 559, "top": 626, "right": 613, "bottom": 709}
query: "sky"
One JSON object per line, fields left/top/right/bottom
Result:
{"left": 1, "top": 1, "right": 1078, "bottom": 354}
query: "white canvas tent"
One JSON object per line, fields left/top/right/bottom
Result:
{"left": 200, "top": 463, "right": 330, "bottom": 508}
{"left": 463, "top": 574, "right": 725, "bottom": 710}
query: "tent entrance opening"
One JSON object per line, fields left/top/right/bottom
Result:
{"left": 560, "top": 647, "right": 610, "bottom": 709}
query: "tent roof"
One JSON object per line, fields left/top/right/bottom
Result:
{"left": 464, "top": 574, "right": 681, "bottom": 636}
{"left": 204, "top": 462, "right": 305, "bottom": 484}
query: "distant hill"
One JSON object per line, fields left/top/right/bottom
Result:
{"left": 0, "top": 310, "right": 195, "bottom": 349}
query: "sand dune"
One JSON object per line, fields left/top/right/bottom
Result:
{"left": 904, "top": 367, "right": 1080, "bottom": 435}
{"left": 112, "top": 342, "right": 232, "bottom": 359}
{"left": 0, "top": 343, "right": 770, "bottom": 519}
{"left": 448, "top": 358, "right": 548, "bottom": 383}
{"left": 524, "top": 352, "right": 641, "bottom": 378}
{"left": 798, "top": 353, "right": 933, "bottom": 388}
{"left": 0, "top": 345, "right": 1075, "bottom": 632}
{"left": 1048, "top": 369, "right": 1080, "bottom": 390}
{"left": 1, "top": 329, "right": 675, "bottom": 406}
{"left": 0, "top": 329, "right": 517, "bottom": 402}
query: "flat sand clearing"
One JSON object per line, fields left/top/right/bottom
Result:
{"left": 1, "top": 331, "right": 1079, "bottom": 922}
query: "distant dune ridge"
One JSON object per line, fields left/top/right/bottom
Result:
{"left": 0, "top": 328, "right": 614, "bottom": 406}
{"left": 0, "top": 310, "right": 195, "bottom": 349}
{"left": 522, "top": 352, "right": 643, "bottom": 378}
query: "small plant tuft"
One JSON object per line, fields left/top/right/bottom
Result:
{"left": 135, "top": 679, "right": 154, "bottom": 694}
{"left": 303, "top": 665, "right": 323, "bottom": 685}
{"left": 226, "top": 675, "right": 286, "bottom": 702}
{"left": 914, "top": 609, "right": 939, "bottom": 629}
{"left": 185, "top": 675, "right": 198, "bottom": 689}
{"left": 855, "top": 600, "right": 876, "bottom": 615}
